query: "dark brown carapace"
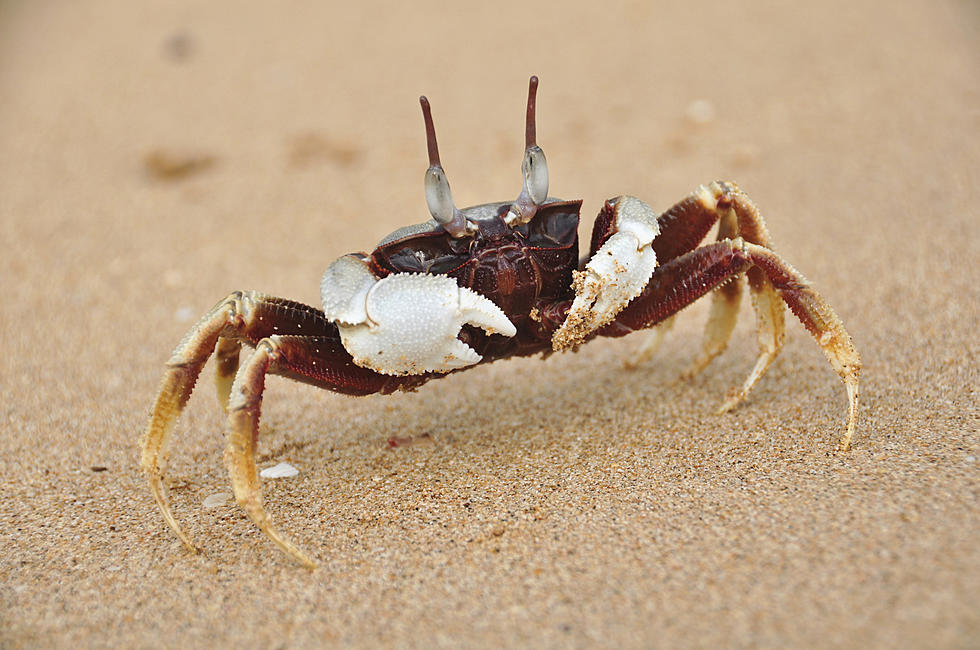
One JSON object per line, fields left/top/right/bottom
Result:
{"left": 370, "top": 199, "right": 581, "bottom": 360}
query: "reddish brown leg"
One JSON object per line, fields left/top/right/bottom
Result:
{"left": 624, "top": 196, "right": 744, "bottom": 370}
{"left": 627, "top": 182, "right": 785, "bottom": 383}
{"left": 141, "top": 291, "right": 388, "bottom": 558}
{"left": 603, "top": 240, "right": 754, "bottom": 334}
{"left": 604, "top": 238, "right": 861, "bottom": 449}
{"left": 743, "top": 243, "right": 860, "bottom": 450}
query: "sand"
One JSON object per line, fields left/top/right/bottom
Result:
{"left": 1, "top": 0, "right": 977, "bottom": 647}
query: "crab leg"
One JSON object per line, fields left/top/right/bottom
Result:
{"left": 223, "top": 334, "right": 405, "bottom": 569}
{"left": 604, "top": 238, "right": 860, "bottom": 449}
{"left": 224, "top": 336, "right": 310, "bottom": 568}
{"left": 141, "top": 291, "right": 346, "bottom": 554}
{"left": 603, "top": 240, "right": 753, "bottom": 337}
{"left": 678, "top": 196, "right": 744, "bottom": 378}
{"left": 624, "top": 314, "right": 676, "bottom": 368}
{"left": 215, "top": 337, "right": 242, "bottom": 411}
{"left": 631, "top": 181, "right": 785, "bottom": 383}
{"left": 741, "top": 243, "right": 860, "bottom": 450}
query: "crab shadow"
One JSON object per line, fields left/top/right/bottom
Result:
{"left": 290, "top": 332, "right": 761, "bottom": 464}
{"left": 223, "top": 328, "right": 849, "bottom": 567}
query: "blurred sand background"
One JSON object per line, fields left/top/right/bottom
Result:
{"left": 1, "top": 0, "right": 977, "bottom": 647}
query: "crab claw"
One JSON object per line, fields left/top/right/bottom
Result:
{"left": 320, "top": 254, "right": 377, "bottom": 325}
{"left": 335, "top": 273, "right": 516, "bottom": 375}
{"left": 553, "top": 196, "right": 660, "bottom": 351}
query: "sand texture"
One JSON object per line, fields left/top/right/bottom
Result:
{"left": 1, "top": 1, "right": 978, "bottom": 647}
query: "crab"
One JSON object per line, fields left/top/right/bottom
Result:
{"left": 142, "top": 76, "right": 861, "bottom": 568}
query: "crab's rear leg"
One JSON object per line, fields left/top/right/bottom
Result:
{"left": 624, "top": 197, "right": 742, "bottom": 370}
{"left": 141, "top": 291, "right": 340, "bottom": 553}
{"left": 634, "top": 182, "right": 786, "bottom": 384}
{"left": 623, "top": 314, "right": 676, "bottom": 369}
{"left": 675, "top": 191, "right": 745, "bottom": 378}
{"left": 604, "top": 239, "right": 861, "bottom": 449}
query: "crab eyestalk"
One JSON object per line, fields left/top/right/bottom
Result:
{"left": 505, "top": 75, "right": 550, "bottom": 226}
{"left": 420, "top": 96, "right": 474, "bottom": 238}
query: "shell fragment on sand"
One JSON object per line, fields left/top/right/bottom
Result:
{"left": 202, "top": 492, "right": 233, "bottom": 509}
{"left": 259, "top": 462, "right": 299, "bottom": 479}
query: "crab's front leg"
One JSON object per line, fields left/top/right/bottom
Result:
{"left": 222, "top": 332, "right": 418, "bottom": 568}
{"left": 141, "top": 291, "right": 385, "bottom": 562}
{"left": 321, "top": 254, "right": 517, "bottom": 375}
{"left": 552, "top": 196, "right": 661, "bottom": 350}
{"left": 223, "top": 258, "right": 515, "bottom": 567}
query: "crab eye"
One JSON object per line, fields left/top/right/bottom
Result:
{"left": 506, "top": 75, "right": 549, "bottom": 226}
{"left": 522, "top": 144, "right": 549, "bottom": 205}
{"left": 424, "top": 166, "right": 456, "bottom": 226}
{"left": 419, "top": 95, "right": 473, "bottom": 238}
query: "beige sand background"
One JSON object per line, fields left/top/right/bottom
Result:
{"left": 1, "top": 0, "right": 977, "bottom": 647}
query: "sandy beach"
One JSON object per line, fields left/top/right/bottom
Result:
{"left": 1, "top": 1, "right": 977, "bottom": 647}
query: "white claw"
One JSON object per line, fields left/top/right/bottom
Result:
{"left": 335, "top": 273, "right": 515, "bottom": 375}
{"left": 553, "top": 196, "right": 660, "bottom": 351}
{"left": 457, "top": 288, "right": 516, "bottom": 336}
{"left": 444, "top": 338, "right": 482, "bottom": 367}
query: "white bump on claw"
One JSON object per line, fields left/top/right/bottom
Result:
{"left": 613, "top": 195, "right": 660, "bottom": 246}
{"left": 321, "top": 255, "right": 378, "bottom": 325}
{"left": 553, "top": 196, "right": 660, "bottom": 350}
{"left": 335, "top": 273, "right": 516, "bottom": 376}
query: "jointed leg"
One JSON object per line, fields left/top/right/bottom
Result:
{"left": 627, "top": 182, "right": 788, "bottom": 406}
{"left": 222, "top": 334, "right": 394, "bottom": 569}
{"left": 680, "top": 193, "right": 744, "bottom": 378}
{"left": 224, "top": 337, "right": 313, "bottom": 568}
{"left": 743, "top": 242, "right": 860, "bottom": 450}
{"left": 723, "top": 264, "right": 785, "bottom": 411}
{"left": 624, "top": 314, "right": 676, "bottom": 368}
{"left": 608, "top": 240, "right": 754, "bottom": 335}
{"left": 606, "top": 237, "right": 860, "bottom": 449}
{"left": 141, "top": 291, "right": 338, "bottom": 554}
{"left": 709, "top": 183, "right": 786, "bottom": 412}
{"left": 142, "top": 293, "right": 246, "bottom": 552}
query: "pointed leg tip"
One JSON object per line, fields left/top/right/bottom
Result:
{"left": 717, "top": 391, "right": 743, "bottom": 414}
{"left": 839, "top": 378, "right": 859, "bottom": 452}
{"left": 145, "top": 470, "right": 201, "bottom": 554}
{"left": 278, "top": 540, "right": 318, "bottom": 569}
{"left": 298, "top": 555, "right": 318, "bottom": 570}
{"left": 270, "top": 532, "right": 319, "bottom": 570}
{"left": 837, "top": 421, "right": 856, "bottom": 452}
{"left": 169, "top": 519, "right": 198, "bottom": 553}
{"left": 680, "top": 363, "right": 706, "bottom": 382}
